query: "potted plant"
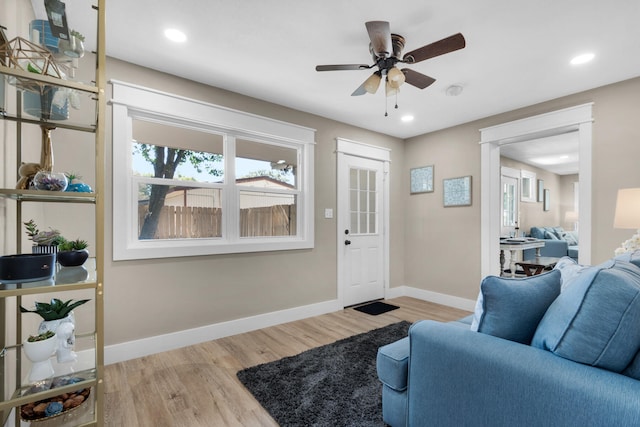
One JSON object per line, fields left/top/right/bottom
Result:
{"left": 24, "top": 219, "right": 63, "bottom": 254}
{"left": 21, "top": 298, "right": 90, "bottom": 363}
{"left": 57, "top": 238, "right": 89, "bottom": 267}
{"left": 22, "top": 330, "right": 57, "bottom": 382}
{"left": 59, "top": 30, "right": 85, "bottom": 58}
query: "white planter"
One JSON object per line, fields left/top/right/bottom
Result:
{"left": 23, "top": 334, "right": 57, "bottom": 382}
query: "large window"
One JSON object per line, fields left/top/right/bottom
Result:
{"left": 111, "top": 81, "right": 315, "bottom": 260}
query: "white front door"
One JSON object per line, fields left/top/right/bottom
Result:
{"left": 339, "top": 155, "right": 385, "bottom": 306}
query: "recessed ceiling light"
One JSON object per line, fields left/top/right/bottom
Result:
{"left": 164, "top": 28, "right": 187, "bottom": 43}
{"left": 570, "top": 53, "right": 595, "bottom": 65}
{"left": 401, "top": 115, "right": 414, "bottom": 123}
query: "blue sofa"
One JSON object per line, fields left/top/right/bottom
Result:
{"left": 377, "top": 256, "right": 640, "bottom": 427}
{"left": 523, "top": 226, "right": 579, "bottom": 260}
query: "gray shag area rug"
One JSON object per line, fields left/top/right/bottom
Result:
{"left": 237, "top": 321, "right": 411, "bottom": 426}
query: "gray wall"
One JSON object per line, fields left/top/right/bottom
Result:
{"left": 104, "top": 58, "right": 405, "bottom": 345}
{"left": 403, "top": 77, "right": 640, "bottom": 301}
{"left": 48, "top": 57, "right": 640, "bottom": 347}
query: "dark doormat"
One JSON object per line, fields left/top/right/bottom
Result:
{"left": 353, "top": 301, "right": 399, "bottom": 316}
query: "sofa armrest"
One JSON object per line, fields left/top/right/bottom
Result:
{"left": 407, "top": 321, "right": 640, "bottom": 427}
{"left": 523, "top": 238, "right": 568, "bottom": 259}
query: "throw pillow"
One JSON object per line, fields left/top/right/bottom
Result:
{"left": 470, "top": 270, "right": 561, "bottom": 344}
{"left": 530, "top": 227, "right": 545, "bottom": 239}
{"left": 545, "top": 230, "right": 559, "bottom": 240}
{"left": 561, "top": 231, "right": 578, "bottom": 246}
{"left": 552, "top": 227, "right": 565, "bottom": 239}
{"left": 553, "top": 256, "right": 587, "bottom": 291}
{"left": 532, "top": 260, "right": 640, "bottom": 372}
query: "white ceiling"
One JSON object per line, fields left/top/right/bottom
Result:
{"left": 95, "top": 0, "right": 640, "bottom": 140}
{"left": 500, "top": 132, "right": 580, "bottom": 175}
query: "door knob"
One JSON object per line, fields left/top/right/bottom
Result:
{"left": 345, "top": 239, "right": 351, "bottom": 245}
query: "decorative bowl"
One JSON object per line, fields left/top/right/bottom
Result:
{"left": 0, "top": 253, "right": 55, "bottom": 283}
{"left": 57, "top": 249, "right": 89, "bottom": 267}
{"left": 33, "top": 171, "right": 68, "bottom": 191}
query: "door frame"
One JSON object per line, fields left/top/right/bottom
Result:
{"left": 336, "top": 138, "right": 391, "bottom": 307}
{"left": 479, "top": 103, "right": 593, "bottom": 278}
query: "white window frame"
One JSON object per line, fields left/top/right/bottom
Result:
{"left": 110, "top": 80, "right": 315, "bottom": 260}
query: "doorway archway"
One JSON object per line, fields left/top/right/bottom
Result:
{"left": 479, "top": 103, "right": 593, "bottom": 277}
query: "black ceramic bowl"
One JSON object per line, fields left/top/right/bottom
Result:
{"left": 0, "top": 253, "right": 56, "bottom": 283}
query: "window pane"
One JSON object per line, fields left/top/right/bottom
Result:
{"left": 132, "top": 119, "right": 224, "bottom": 183}
{"left": 236, "top": 138, "right": 297, "bottom": 187}
{"left": 350, "top": 169, "right": 357, "bottom": 189}
{"left": 348, "top": 167, "right": 379, "bottom": 235}
{"left": 350, "top": 213, "right": 358, "bottom": 232}
{"left": 239, "top": 191, "right": 296, "bottom": 237}
{"left": 138, "top": 184, "right": 222, "bottom": 239}
{"left": 359, "top": 190, "right": 367, "bottom": 213}
{"left": 359, "top": 169, "right": 368, "bottom": 191}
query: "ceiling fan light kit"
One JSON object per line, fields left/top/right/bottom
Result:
{"left": 363, "top": 71, "right": 382, "bottom": 94}
{"left": 316, "top": 20, "right": 466, "bottom": 115}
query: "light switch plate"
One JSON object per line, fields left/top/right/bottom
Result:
{"left": 324, "top": 208, "right": 333, "bottom": 219}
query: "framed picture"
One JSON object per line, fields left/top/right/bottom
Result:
{"left": 410, "top": 165, "right": 434, "bottom": 194}
{"left": 520, "top": 169, "right": 536, "bottom": 203}
{"left": 537, "top": 179, "right": 544, "bottom": 202}
{"left": 543, "top": 189, "right": 550, "bottom": 211}
{"left": 443, "top": 175, "right": 472, "bottom": 207}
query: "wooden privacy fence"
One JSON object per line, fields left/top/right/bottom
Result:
{"left": 138, "top": 205, "right": 296, "bottom": 238}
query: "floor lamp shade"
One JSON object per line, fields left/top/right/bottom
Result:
{"left": 614, "top": 188, "right": 640, "bottom": 229}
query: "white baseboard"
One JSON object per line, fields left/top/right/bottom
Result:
{"left": 105, "top": 299, "right": 342, "bottom": 365}
{"left": 386, "top": 285, "right": 476, "bottom": 312}
{"left": 106, "top": 286, "right": 475, "bottom": 365}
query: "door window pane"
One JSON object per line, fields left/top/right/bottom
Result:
{"left": 349, "top": 167, "right": 378, "bottom": 234}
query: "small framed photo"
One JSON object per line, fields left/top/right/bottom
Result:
{"left": 537, "top": 179, "right": 544, "bottom": 202}
{"left": 410, "top": 165, "right": 434, "bottom": 194}
{"left": 443, "top": 175, "right": 472, "bottom": 207}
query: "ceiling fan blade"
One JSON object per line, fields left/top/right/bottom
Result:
{"left": 402, "top": 68, "right": 436, "bottom": 89}
{"left": 316, "top": 64, "right": 371, "bottom": 71}
{"left": 365, "top": 21, "right": 392, "bottom": 58}
{"left": 402, "top": 33, "right": 466, "bottom": 64}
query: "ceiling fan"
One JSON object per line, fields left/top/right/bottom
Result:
{"left": 315, "top": 21, "right": 466, "bottom": 99}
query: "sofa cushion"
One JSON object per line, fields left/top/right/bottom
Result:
{"left": 623, "top": 350, "right": 640, "bottom": 380}
{"left": 615, "top": 249, "right": 640, "bottom": 269}
{"left": 470, "top": 270, "right": 561, "bottom": 344}
{"left": 377, "top": 337, "right": 409, "bottom": 391}
{"left": 532, "top": 260, "right": 640, "bottom": 372}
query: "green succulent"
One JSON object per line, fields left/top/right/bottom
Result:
{"left": 20, "top": 298, "right": 90, "bottom": 321}
{"left": 27, "top": 330, "right": 55, "bottom": 342}
{"left": 58, "top": 238, "right": 89, "bottom": 252}
{"left": 23, "top": 219, "right": 63, "bottom": 246}
{"left": 70, "top": 30, "right": 85, "bottom": 42}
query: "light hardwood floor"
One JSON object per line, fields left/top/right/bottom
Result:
{"left": 104, "top": 297, "right": 470, "bottom": 426}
